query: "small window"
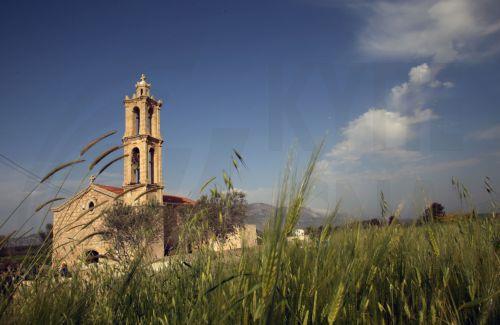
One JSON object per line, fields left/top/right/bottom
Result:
{"left": 88, "top": 201, "right": 95, "bottom": 211}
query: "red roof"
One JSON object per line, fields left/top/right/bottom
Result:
{"left": 94, "top": 184, "right": 124, "bottom": 194}
{"left": 163, "top": 195, "right": 195, "bottom": 205}
{"left": 94, "top": 184, "right": 194, "bottom": 205}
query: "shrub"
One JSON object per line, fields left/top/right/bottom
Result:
{"left": 422, "top": 202, "right": 446, "bottom": 222}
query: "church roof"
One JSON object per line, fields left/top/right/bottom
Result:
{"left": 93, "top": 184, "right": 194, "bottom": 205}
{"left": 163, "top": 195, "right": 195, "bottom": 205}
{"left": 94, "top": 184, "right": 123, "bottom": 194}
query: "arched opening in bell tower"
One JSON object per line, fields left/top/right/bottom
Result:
{"left": 147, "top": 107, "right": 153, "bottom": 135}
{"left": 149, "top": 148, "right": 155, "bottom": 184}
{"left": 131, "top": 147, "right": 140, "bottom": 184}
{"left": 133, "top": 107, "right": 140, "bottom": 136}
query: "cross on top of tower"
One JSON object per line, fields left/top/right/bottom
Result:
{"left": 134, "top": 73, "right": 151, "bottom": 97}
{"left": 138, "top": 73, "right": 148, "bottom": 86}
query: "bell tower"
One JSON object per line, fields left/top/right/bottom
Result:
{"left": 122, "top": 74, "right": 164, "bottom": 204}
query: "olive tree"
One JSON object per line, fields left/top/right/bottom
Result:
{"left": 100, "top": 203, "right": 163, "bottom": 261}
{"left": 169, "top": 189, "right": 247, "bottom": 252}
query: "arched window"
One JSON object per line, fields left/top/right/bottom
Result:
{"left": 148, "top": 148, "right": 155, "bottom": 184}
{"left": 133, "top": 107, "right": 140, "bottom": 136}
{"left": 147, "top": 107, "right": 153, "bottom": 135}
{"left": 88, "top": 201, "right": 95, "bottom": 212}
{"left": 85, "top": 250, "right": 99, "bottom": 264}
{"left": 132, "top": 147, "right": 140, "bottom": 184}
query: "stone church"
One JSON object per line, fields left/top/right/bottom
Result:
{"left": 52, "top": 74, "right": 193, "bottom": 266}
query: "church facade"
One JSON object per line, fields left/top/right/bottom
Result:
{"left": 52, "top": 75, "right": 193, "bottom": 266}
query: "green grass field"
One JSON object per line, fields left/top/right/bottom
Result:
{"left": 1, "top": 218, "right": 498, "bottom": 324}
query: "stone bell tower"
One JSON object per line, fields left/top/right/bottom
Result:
{"left": 122, "top": 74, "right": 164, "bottom": 204}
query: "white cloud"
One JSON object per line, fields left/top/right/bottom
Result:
{"left": 359, "top": 0, "right": 500, "bottom": 63}
{"left": 390, "top": 82, "right": 410, "bottom": 111}
{"left": 328, "top": 108, "right": 436, "bottom": 162}
{"left": 410, "top": 108, "right": 438, "bottom": 123}
{"left": 311, "top": 0, "right": 497, "bottom": 215}
{"left": 468, "top": 124, "right": 500, "bottom": 140}
{"left": 430, "top": 80, "right": 455, "bottom": 88}
{"left": 321, "top": 4, "right": 477, "bottom": 184}
{"left": 327, "top": 62, "right": 443, "bottom": 166}
{"left": 409, "top": 63, "right": 433, "bottom": 85}
{"left": 389, "top": 63, "right": 454, "bottom": 112}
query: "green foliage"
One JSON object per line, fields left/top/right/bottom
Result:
{"left": 197, "top": 190, "right": 247, "bottom": 238}
{"left": 169, "top": 189, "right": 247, "bottom": 255}
{"left": 2, "top": 218, "right": 498, "bottom": 324}
{"left": 171, "top": 158, "right": 249, "bottom": 249}
{"left": 100, "top": 203, "right": 163, "bottom": 261}
{"left": 422, "top": 202, "right": 446, "bottom": 223}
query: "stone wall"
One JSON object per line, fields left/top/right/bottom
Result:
{"left": 52, "top": 188, "right": 114, "bottom": 267}
{"left": 52, "top": 186, "right": 165, "bottom": 267}
{"left": 212, "top": 224, "right": 258, "bottom": 252}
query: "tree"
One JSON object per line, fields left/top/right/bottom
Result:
{"left": 197, "top": 189, "right": 247, "bottom": 239}
{"left": 100, "top": 203, "right": 163, "bottom": 261}
{"left": 38, "top": 223, "right": 53, "bottom": 245}
{"left": 37, "top": 223, "right": 53, "bottom": 260}
{"left": 161, "top": 205, "right": 184, "bottom": 255}
{"left": 169, "top": 151, "right": 249, "bottom": 250}
{"left": 422, "top": 202, "right": 446, "bottom": 222}
{"left": 173, "top": 189, "right": 247, "bottom": 249}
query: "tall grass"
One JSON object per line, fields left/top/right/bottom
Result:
{"left": 1, "top": 144, "right": 499, "bottom": 324}
{"left": 3, "top": 219, "right": 498, "bottom": 323}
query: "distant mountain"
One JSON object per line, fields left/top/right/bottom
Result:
{"left": 244, "top": 203, "right": 332, "bottom": 231}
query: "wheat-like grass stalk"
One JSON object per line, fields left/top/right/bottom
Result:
{"left": 114, "top": 184, "right": 145, "bottom": 201}
{"left": 200, "top": 176, "right": 217, "bottom": 194}
{"left": 96, "top": 154, "right": 128, "bottom": 178}
{"left": 1, "top": 158, "right": 83, "bottom": 231}
{"left": 80, "top": 130, "right": 117, "bottom": 156}
{"left": 89, "top": 145, "right": 123, "bottom": 171}
{"left": 40, "top": 159, "right": 85, "bottom": 183}
{"left": 35, "top": 197, "right": 65, "bottom": 212}
{"left": 327, "top": 281, "right": 345, "bottom": 324}
{"left": 133, "top": 188, "right": 160, "bottom": 202}
{"left": 62, "top": 200, "right": 110, "bottom": 232}
{"left": 76, "top": 231, "right": 110, "bottom": 245}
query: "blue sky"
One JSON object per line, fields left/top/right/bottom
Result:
{"left": 1, "top": 0, "right": 499, "bottom": 233}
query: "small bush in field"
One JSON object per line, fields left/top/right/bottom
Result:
{"left": 422, "top": 202, "right": 446, "bottom": 222}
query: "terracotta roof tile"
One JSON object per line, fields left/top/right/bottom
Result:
{"left": 94, "top": 184, "right": 124, "bottom": 194}
{"left": 163, "top": 194, "right": 195, "bottom": 205}
{"left": 93, "top": 184, "right": 194, "bottom": 205}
